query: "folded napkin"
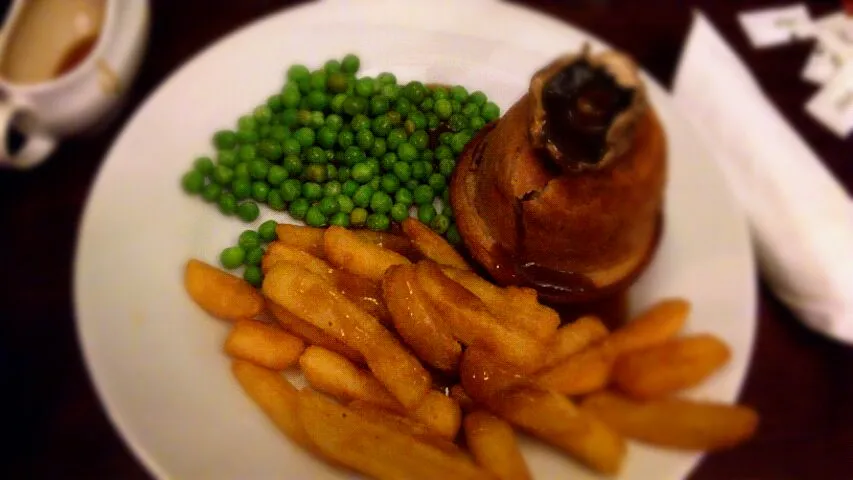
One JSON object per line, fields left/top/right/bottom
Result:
{"left": 672, "top": 13, "right": 853, "bottom": 344}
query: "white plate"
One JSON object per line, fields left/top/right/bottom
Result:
{"left": 74, "top": 1, "right": 756, "bottom": 479}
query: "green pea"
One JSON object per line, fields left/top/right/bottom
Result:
{"left": 245, "top": 246, "right": 265, "bottom": 267}
{"left": 468, "top": 91, "right": 486, "bottom": 106}
{"left": 445, "top": 224, "right": 461, "bottom": 245}
{"left": 366, "top": 213, "right": 390, "bottom": 231}
{"left": 391, "top": 161, "right": 411, "bottom": 182}
{"left": 350, "top": 114, "right": 370, "bottom": 132}
{"left": 303, "top": 164, "right": 326, "bottom": 183}
{"left": 356, "top": 130, "right": 375, "bottom": 151}
{"left": 438, "top": 158, "right": 455, "bottom": 178}
{"left": 309, "top": 111, "right": 325, "bottom": 130}
{"left": 193, "top": 156, "right": 214, "bottom": 176}
{"left": 387, "top": 130, "right": 407, "bottom": 152}
{"left": 302, "top": 182, "right": 323, "bottom": 200}
{"left": 303, "top": 146, "right": 325, "bottom": 164}
{"left": 238, "top": 230, "right": 261, "bottom": 250}
{"left": 238, "top": 115, "right": 257, "bottom": 132}
{"left": 247, "top": 160, "right": 267, "bottom": 180}
{"left": 353, "top": 185, "right": 374, "bottom": 208}
{"left": 287, "top": 64, "right": 310, "bottom": 82}
{"left": 430, "top": 214, "right": 450, "bottom": 234}
{"left": 202, "top": 183, "right": 221, "bottom": 202}
{"left": 306, "top": 91, "right": 328, "bottom": 111}
{"left": 278, "top": 179, "right": 300, "bottom": 202}
{"left": 413, "top": 184, "right": 434, "bottom": 205}
{"left": 462, "top": 102, "right": 480, "bottom": 118}
{"left": 481, "top": 102, "right": 500, "bottom": 122}
{"left": 355, "top": 77, "right": 374, "bottom": 98}
{"left": 315, "top": 197, "right": 336, "bottom": 217}
{"left": 370, "top": 137, "right": 387, "bottom": 158}
{"left": 336, "top": 194, "right": 355, "bottom": 214}
{"left": 450, "top": 132, "right": 472, "bottom": 154}
{"left": 409, "top": 111, "right": 427, "bottom": 129}
{"left": 305, "top": 205, "right": 327, "bottom": 227}
{"left": 257, "top": 220, "right": 278, "bottom": 242}
{"left": 350, "top": 207, "right": 368, "bottom": 226}
{"left": 409, "top": 131, "right": 429, "bottom": 151}
{"left": 236, "top": 145, "right": 254, "bottom": 164}
{"left": 315, "top": 127, "right": 335, "bottom": 149}
{"left": 442, "top": 187, "right": 452, "bottom": 210}
{"left": 365, "top": 158, "right": 381, "bottom": 176}
{"left": 421, "top": 160, "right": 434, "bottom": 177}
{"left": 343, "top": 96, "right": 367, "bottom": 116}
{"left": 411, "top": 162, "right": 426, "bottom": 180}
{"left": 182, "top": 170, "right": 204, "bottom": 193}
{"left": 380, "top": 173, "right": 400, "bottom": 194}
{"left": 325, "top": 113, "right": 344, "bottom": 131}
{"left": 380, "top": 152, "right": 397, "bottom": 172}
{"left": 252, "top": 182, "right": 270, "bottom": 202}
{"left": 338, "top": 166, "right": 351, "bottom": 182}
{"left": 267, "top": 93, "right": 284, "bottom": 112}
{"left": 377, "top": 72, "right": 396, "bottom": 85}
{"left": 217, "top": 149, "right": 237, "bottom": 168}
{"left": 439, "top": 131, "right": 453, "bottom": 146}
{"left": 218, "top": 192, "right": 237, "bottom": 215}
{"left": 449, "top": 85, "right": 468, "bottom": 103}
{"left": 418, "top": 203, "right": 437, "bottom": 225}
{"left": 323, "top": 181, "right": 342, "bottom": 198}
{"left": 214, "top": 130, "right": 237, "bottom": 150}
{"left": 256, "top": 140, "right": 281, "bottom": 160}
{"left": 405, "top": 179, "right": 419, "bottom": 192}
{"left": 428, "top": 173, "right": 446, "bottom": 192}
{"left": 395, "top": 187, "right": 413, "bottom": 206}
{"left": 368, "top": 177, "right": 381, "bottom": 191}
{"left": 451, "top": 99, "right": 462, "bottom": 113}
{"left": 329, "top": 93, "right": 347, "bottom": 113}
{"left": 220, "top": 246, "right": 245, "bottom": 269}
{"left": 433, "top": 145, "right": 451, "bottom": 161}
{"left": 372, "top": 116, "right": 392, "bottom": 137}
{"left": 269, "top": 125, "right": 289, "bottom": 143}
{"left": 470, "top": 116, "right": 486, "bottom": 131}
{"left": 329, "top": 211, "right": 350, "bottom": 227}
{"left": 342, "top": 180, "right": 359, "bottom": 197}
{"left": 309, "top": 70, "right": 328, "bottom": 92}
{"left": 390, "top": 203, "right": 409, "bottom": 222}
{"left": 370, "top": 96, "right": 390, "bottom": 116}
{"left": 254, "top": 105, "right": 273, "bottom": 124}
{"left": 380, "top": 84, "right": 400, "bottom": 101}
{"left": 280, "top": 109, "right": 299, "bottom": 127}
{"left": 326, "top": 163, "right": 338, "bottom": 180}
{"left": 448, "top": 114, "right": 467, "bottom": 133}
{"left": 244, "top": 265, "right": 263, "bottom": 287}
{"left": 343, "top": 146, "right": 366, "bottom": 166}
{"left": 426, "top": 113, "right": 440, "bottom": 130}
{"left": 327, "top": 71, "right": 348, "bottom": 93}
{"left": 351, "top": 162, "right": 372, "bottom": 184}
{"left": 395, "top": 97, "right": 412, "bottom": 118}
{"left": 341, "top": 54, "right": 360, "bottom": 74}
{"left": 237, "top": 202, "right": 260, "bottom": 222}
{"left": 405, "top": 81, "right": 427, "bottom": 105}
{"left": 267, "top": 189, "right": 285, "bottom": 210}
{"left": 370, "top": 191, "right": 393, "bottom": 213}
{"left": 386, "top": 111, "right": 402, "bottom": 126}
{"left": 338, "top": 130, "right": 355, "bottom": 150}
{"left": 281, "top": 85, "right": 301, "bottom": 109}
{"left": 231, "top": 178, "right": 250, "bottom": 200}
{"left": 434, "top": 99, "right": 452, "bottom": 120}
{"left": 294, "top": 127, "right": 315, "bottom": 148}
{"left": 289, "top": 198, "right": 310, "bottom": 220}
{"left": 420, "top": 97, "right": 434, "bottom": 112}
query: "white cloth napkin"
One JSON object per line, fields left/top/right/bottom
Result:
{"left": 672, "top": 12, "right": 853, "bottom": 344}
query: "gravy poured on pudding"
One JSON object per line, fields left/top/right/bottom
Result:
{"left": 0, "top": 0, "right": 105, "bottom": 84}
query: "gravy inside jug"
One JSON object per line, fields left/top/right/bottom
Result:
{"left": 0, "top": 0, "right": 105, "bottom": 84}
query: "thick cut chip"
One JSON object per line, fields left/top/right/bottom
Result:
{"left": 402, "top": 218, "right": 470, "bottom": 270}
{"left": 324, "top": 226, "right": 411, "bottom": 281}
{"left": 268, "top": 301, "right": 364, "bottom": 364}
{"left": 275, "top": 224, "right": 326, "bottom": 258}
{"left": 224, "top": 319, "right": 305, "bottom": 370}
{"left": 464, "top": 411, "right": 532, "bottom": 480}
{"left": 184, "top": 259, "right": 264, "bottom": 321}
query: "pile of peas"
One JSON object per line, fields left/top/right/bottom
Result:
{"left": 181, "top": 54, "right": 500, "bottom": 282}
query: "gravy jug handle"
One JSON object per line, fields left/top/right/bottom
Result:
{"left": 0, "top": 101, "right": 56, "bottom": 169}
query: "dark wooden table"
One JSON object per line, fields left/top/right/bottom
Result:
{"left": 2, "top": 0, "right": 852, "bottom": 478}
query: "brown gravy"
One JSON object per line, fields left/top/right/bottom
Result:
{"left": 0, "top": 0, "right": 105, "bottom": 84}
